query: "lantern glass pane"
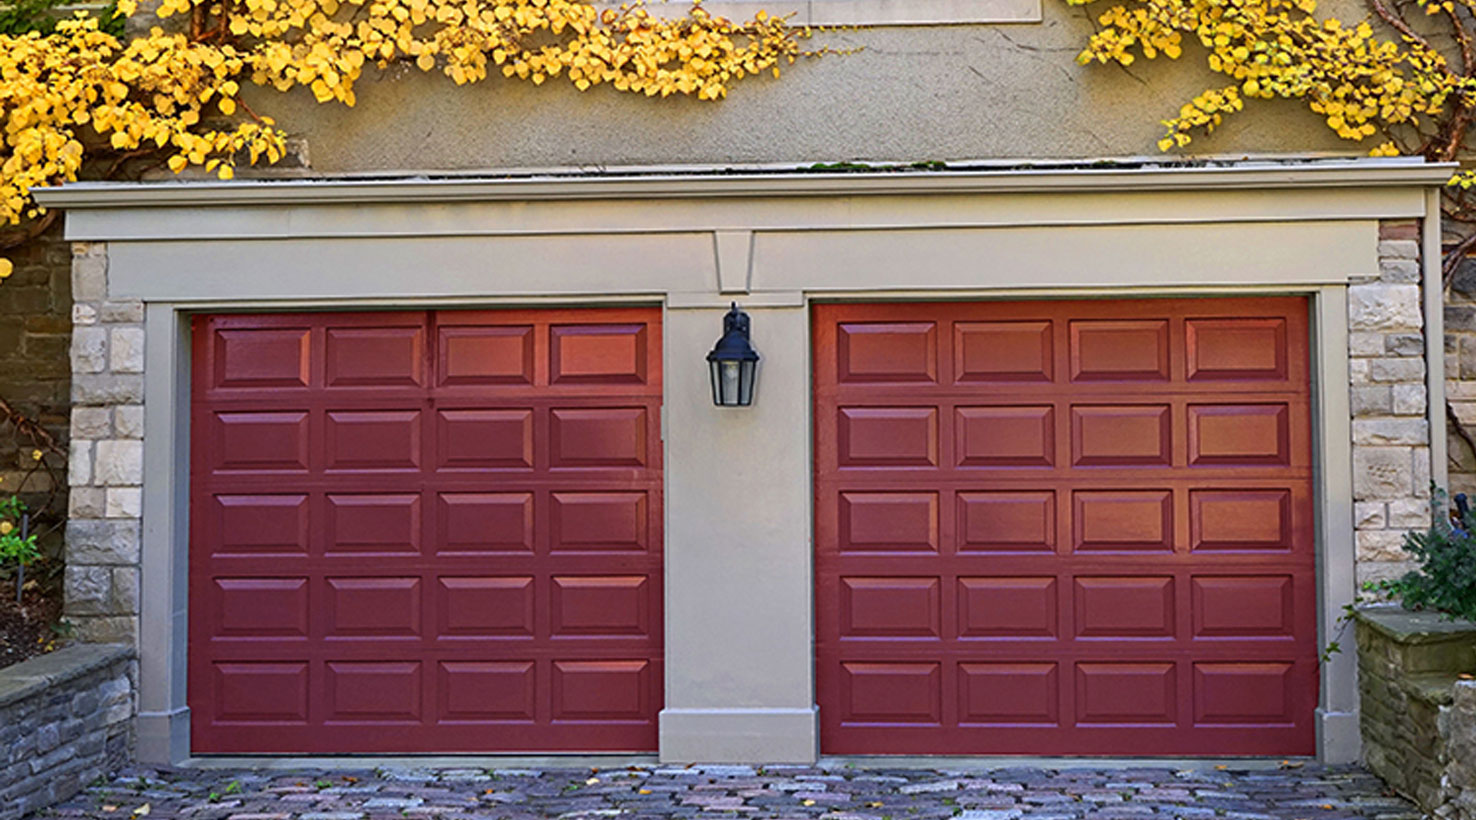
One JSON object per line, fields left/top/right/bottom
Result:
{"left": 709, "top": 360, "right": 723, "bottom": 405}
{"left": 738, "top": 360, "right": 757, "bottom": 406}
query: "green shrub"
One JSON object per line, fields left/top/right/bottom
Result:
{"left": 1373, "top": 489, "right": 1476, "bottom": 621}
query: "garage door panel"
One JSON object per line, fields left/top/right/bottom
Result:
{"left": 325, "top": 325, "right": 427, "bottom": 389}
{"left": 191, "top": 308, "right": 662, "bottom": 753}
{"left": 954, "top": 321, "right": 1054, "bottom": 384}
{"left": 956, "top": 406, "right": 1055, "bottom": 468}
{"left": 838, "top": 322, "right": 940, "bottom": 384}
{"left": 815, "top": 298, "right": 1315, "bottom": 755}
{"left": 437, "top": 325, "right": 535, "bottom": 387}
{"left": 210, "top": 327, "right": 313, "bottom": 391}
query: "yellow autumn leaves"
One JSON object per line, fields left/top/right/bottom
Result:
{"left": 1071, "top": 0, "right": 1472, "bottom": 156}
{"left": 0, "top": 0, "right": 810, "bottom": 240}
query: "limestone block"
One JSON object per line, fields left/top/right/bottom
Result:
{"left": 67, "top": 440, "right": 91, "bottom": 487}
{"left": 1394, "top": 383, "right": 1428, "bottom": 416}
{"left": 1350, "top": 332, "right": 1387, "bottom": 357}
{"left": 70, "top": 246, "right": 106, "bottom": 302}
{"left": 69, "top": 327, "right": 106, "bottom": 375}
{"left": 98, "top": 301, "right": 143, "bottom": 324}
{"left": 1352, "top": 386, "right": 1393, "bottom": 417}
{"left": 104, "top": 488, "right": 140, "bottom": 519}
{"left": 1386, "top": 333, "right": 1426, "bottom": 356}
{"left": 66, "top": 519, "right": 140, "bottom": 565}
{"left": 1370, "top": 357, "right": 1426, "bottom": 383}
{"left": 93, "top": 441, "right": 142, "bottom": 487}
{"left": 67, "top": 488, "right": 104, "bottom": 519}
{"left": 1357, "top": 529, "right": 1411, "bottom": 562}
{"left": 64, "top": 565, "right": 112, "bottom": 616}
{"left": 1379, "top": 240, "right": 1421, "bottom": 260}
{"left": 1350, "top": 283, "right": 1423, "bottom": 331}
{"left": 107, "top": 327, "right": 144, "bottom": 374}
{"left": 1353, "top": 419, "right": 1430, "bottom": 446}
{"left": 72, "top": 374, "right": 143, "bottom": 406}
{"left": 1389, "top": 498, "right": 1434, "bottom": 529}
{"left": 1355, "top": 501, "right": 1387, "bottom": 529}
{"left": 1380, "top": 259, "right": 1421, "bottom": 283}
{"left": 1355, "top": 447, "right": 1415, "bottom": 499}
{"left": 113, "top": 406, "right": 143, "bottom": 439}
{"left": 70, "top": 408, "right": 110, "bottom": 440}
{"left": 71, "top": 304, "right": 97, "bottom": 326}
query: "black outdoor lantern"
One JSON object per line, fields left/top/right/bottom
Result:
{"left": 707, "top": 302, "right": 760, "bottom": 407}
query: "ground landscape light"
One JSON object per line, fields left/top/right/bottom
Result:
{"left": 707, "top": 302, "right": 760, "bottom": 407}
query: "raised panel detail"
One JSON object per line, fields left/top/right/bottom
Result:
{"left": 840, "top": 663, "right": 941, "bottom": 724}
{"left": 549, "top": 408, "right": 648, "bottom": 468}
{"left": 437, "top": 325, "right": 533, "bottom": 387}
{"left": 957, "top": 577, "right": 1057, "bottom": 638}
{"left": 326, "top": 577, "right": 422, "bottom": 639}
{"left": 327, "top": 494, "right": 421, "bottom": 555}
{"left": 1070, "top": 320, "right": 1169, "bottom": 382}
{"left": 1189, "top": 404, "right": 1291, "bottom": 466}
{"left": 1074, "top": 491, "right": 1174, "bottom": 552}
{"left": 1192, "top": 576, "right": 1295, "bottom": 639}
{"left": 438, "top": 662, "right": 536, "bottom": 722}
{"left": 956, "top": 406, "right": 1054, "bottom": 467}
{"left": 551, "top": 576, "right": 651, "bottom": 637}
{"left": 211, "top": 495, "right": 308, "bottom": 556}
{"left": 957, "top": 492, "right": 1054, "bottom": 552}
{"left": 551, "top": 660, "right": 651, "bottom": 720}
{"left": 551, "top": 324, "right": 648, "bottom": 385}
{"left": 551, "top": 492, "right": 648, "bottom": 552}
{"left": 325, "top": 326, "right": 425, "bottom": 387}
{"left": 326, "top": 662, "right": 422, "bottom": 722}
{"left": 837, "top": 407, "right": 938, "bottom": 468}
{"left": 1075, "top": 663, "right": 1177, "bottom": 724}
{"left": 1074, "top": 577, "right": 1175, "bottom": 639}
{"left": 839, "top": 492, "right": 938, "bottom": 553}
{"left": 958, "top": 663, "right": 1059, "bottom": 725}
{"left": 1186, "top": 318, "right": 1288, "bottom": 382}
{"left": 325, "top": 410, "right": 422, "bottom": 472}
{"left": 839, "top": 577, "right": 941, "bottom": 638}
{"left": 212, "top": 662, "right": 308, "bottom": 723}
{"left": 954, "top": 321, "right": 1052, "bottom": 383}
{"left": 437, "top": 493, "right": 533, "bottom": 554}
{"left": 212, "top": 578, "right": 308, "bottom": 639}
{"left": 213, "top": 411, "right": 309, "bottom": 473}
{"left": 436, "top": 409, "right": 534, "bottom": 470}
{"left": 437, "top": 577, "right": 534, "bottom": 638}
{"left": 213, "top": 328, "right": 310, "bottom": 390}
{"left": 1193, "top": 663, "right": 1295, "bottom": 724}
{"left": 1191, "top": 489, "right": 1292, "bottom": 550}
{"left": 837, "top": 322, "right": 938, "bottom": 383}
{"left": 1072, "top": 405, "right": 1171, "bottom": 467}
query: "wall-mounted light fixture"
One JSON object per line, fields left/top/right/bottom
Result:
{"left": 707, "top": 302, "right": 759, "bottom": 407}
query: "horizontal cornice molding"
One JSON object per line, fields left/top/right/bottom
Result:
{"left": 35, "top": 159, "right": 1458, "bottom": 210}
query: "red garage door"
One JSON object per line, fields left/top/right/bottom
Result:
{"left": 189, "top": 308, "right": 663, "bottom": 753}
{"left": 813, "top": 298, "right": 1316, "bottom": 756}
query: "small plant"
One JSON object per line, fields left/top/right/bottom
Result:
{"left": 0, "top": 495, "right": 40, "bottom": 601}
{"left": 1370, "top": 489, "right": 1476, "bottom": 621}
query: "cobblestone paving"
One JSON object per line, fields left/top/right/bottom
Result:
{"left": 36, "top": 763, "right": 1421, "bottom": 820}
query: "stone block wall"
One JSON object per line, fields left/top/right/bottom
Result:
{"left": 1352, "top": 220, "right": 1433, "bottom": 587}
{"left": 0, "top": 220, "right": 73, "bottom": 533}
{"left": 0, "top": 643, "right": 134, "bottom": 820}
{"left": 1446, "top": 248, "right": 1476, "bottom": 513}
{"left": 63, "top": 242, "right": 144, "bottom": 645}
{"left": 1357, "top": 606, "right": 1476, "bottom": 818}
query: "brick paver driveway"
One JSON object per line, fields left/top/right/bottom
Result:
{"left": 39, "top": 763, "right": 1418, "bottom": 820}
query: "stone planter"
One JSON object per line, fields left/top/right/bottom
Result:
{"left": 0, "top": 643, "right": 134, "bottom": 820}
{"left": 1357, "top": 604, "right": 1476, "bottom": 817}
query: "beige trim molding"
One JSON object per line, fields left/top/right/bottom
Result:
{"left": 35, "top": 160, "right": 1457, "bottom": 211}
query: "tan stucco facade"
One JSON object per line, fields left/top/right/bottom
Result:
{"left": 37, "top": 160, "right": 1452, "bottom": 765}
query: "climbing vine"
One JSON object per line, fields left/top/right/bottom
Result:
{"left": 0, "top": 0, "right": 814, "bottom": 276}
{"left": 1067, "top": 0, "right": 1476, "bottom": 269}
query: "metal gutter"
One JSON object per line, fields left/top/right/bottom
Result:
{"left": 34, "top": 160, "right": 1459, "bottom": 209}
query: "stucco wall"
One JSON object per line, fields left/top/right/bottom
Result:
{"left": 229, "top": 0, "right": 1363, "bottom": 174}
